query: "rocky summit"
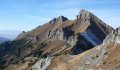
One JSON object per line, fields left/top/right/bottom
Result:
{"left": 0, "top": 9, "right": 118, "bottom": 70}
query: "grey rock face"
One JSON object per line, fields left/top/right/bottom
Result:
{"left": 78, "top": 9, "right": 113, "bottom": 32}
{"left": 50, "top": 18, "right": 57, "bottom": 24}
{"left": 48, "top": 28, "right": 64, "bottom": 41}
{"left": 56, "top": 16, "right": 68, "bottom": 23}
{"left": 32, "top": 57, "right": 52, "bottom": 70}
{"left": 67, "top": 35, "right": 78, "bottom": 46}
{"left": 48, "top": 26, "right": 76, "bottom": 45}
{"left": 78, "top": 9, "right": 91, "bottom": 21}
{"left": 49, "top": 16, "right": 68, "bottom": 24}
{"left": 103, "top": 27, "right": 120, "bottom": 45}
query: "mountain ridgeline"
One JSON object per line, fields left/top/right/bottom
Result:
{"left": 0, "top": 9, "right": 116, "bottom": 70}
{"left": 16, "top": 9, "right": 113, "bottom": 55}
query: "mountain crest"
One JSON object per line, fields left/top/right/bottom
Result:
{"left": 77, "top": 9, "right": 92, "bottom": 20}
{"left": 79, "top": 9, "right": 90, "bottom": 15}
{"left": 57, "top": 16, "right": 68, "bottom": 22}
{"left": 50, "top": 16, "right": 68, "bottom": 24}
{"left": 103, "top": 27, "right": 120, "bottom": 44}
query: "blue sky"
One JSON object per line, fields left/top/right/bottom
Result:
{"left": 0, "top": 0, "right": 120, "bottom": 31}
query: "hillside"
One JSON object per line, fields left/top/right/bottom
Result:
{"left": 45, "top": 27, "right": 120, "bottom": 70}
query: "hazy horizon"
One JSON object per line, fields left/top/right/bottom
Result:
{"left": 0, "top": 30, "right": 22, "bottom": 39}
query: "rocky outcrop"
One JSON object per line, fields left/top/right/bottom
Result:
{"left": 56, "top": 16, "right": 68, "bottom": 23}
{"left": 49, "top": 16, "right": 68, "bottom": 24}
{"left": 32, "top": 57, "right": 52, "bottom": 70}
{"left": 103, "top": 27, "right": 120, "bottom": 44}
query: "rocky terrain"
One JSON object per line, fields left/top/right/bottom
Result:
{"left": 45, "top": 27, "right": 120, "bottom": 70}
{"left": 0, "top": 9, "right": 118, "bottom": 70}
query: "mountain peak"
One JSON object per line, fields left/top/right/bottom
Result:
{"left": 79, "top": 9, "right": 90, "bottom": 14}
{"left": 50, "top": 16, "right": 68, "bottom": 24}
{"left": 77, "top": 9, "right": 93, "bottom": 21}
{"left": 56, "top": 16, "right": 68, "bottom": 22}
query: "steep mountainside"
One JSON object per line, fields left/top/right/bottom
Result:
{"left": 16, "top": 9, "right": 113, "bottom": 55}
{"left": 0, "top": 9, "right": 113, "bottom": 70}
{"left": 45, "top": 27, "right": 120, "bottom": 70}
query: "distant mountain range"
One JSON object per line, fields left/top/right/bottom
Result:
{"left": 0, "top": 30, "right": 22, "bottom": 40}
{"left": 0, "top": 37, "right": 9, "bottom": 43}
{"left": 0, "top": 9, "right": 120, "bottom": 70}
